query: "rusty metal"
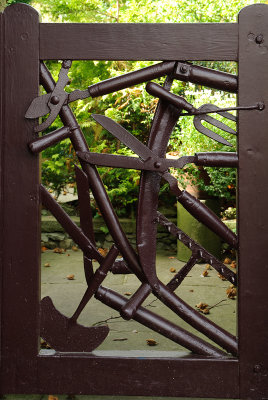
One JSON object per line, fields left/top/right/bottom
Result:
{"left": 2, "top": 3, "right": 268, "bottom": 399}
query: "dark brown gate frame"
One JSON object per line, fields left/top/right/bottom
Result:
{"left": 1, "top": 3, "right": 268, "bottom": 399}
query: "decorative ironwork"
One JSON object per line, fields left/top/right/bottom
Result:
{"left": 25, "top": 59, "right": 244, "bottom": 357}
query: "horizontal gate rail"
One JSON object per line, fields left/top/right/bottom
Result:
{"left": 40, "top": 22, "right": 238, "bottom": 60}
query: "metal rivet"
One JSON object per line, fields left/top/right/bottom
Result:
{"left": 154, "top": 161, "right": 161, "bottom": 168}
{"left": 51, "top": 96, "right": 60, "bottom": 105}
{"left": 180, "top": 65, "right": 188, "bottom": 74}
{"left": 253, "top": 364, "right": 262, "bottom": 373}
{"left": 255, "top": 34, "right": 264, "bottom": 44}
{"left": 257, "top": 102, "right": 265, "bottom": 111}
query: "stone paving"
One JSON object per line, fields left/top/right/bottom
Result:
{"left": 4, "top": 248, "right": 237, "bottom": 400}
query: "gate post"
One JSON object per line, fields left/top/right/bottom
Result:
{"left": 238, "top": 4, "right": 268, "bottom": 399}
{"left": 0, "top": 4, "right": 40, "bottom": 393}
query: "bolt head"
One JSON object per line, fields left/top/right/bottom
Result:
{"left": 255, "top": 34, "right": 264, "bottom": 44}
{"left": 154, "top": 161, "right": 161, "bottom": 169}
{"left": 50, "top": 96, "right": 60, "bottom": 105}
{"left": 253, "top": 364, "right": 262, "bottom": 373}
{"left": 180, "top": 65, "right": 188, "bottom": 74}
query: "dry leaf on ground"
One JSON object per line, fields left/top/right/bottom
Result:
{"left": 230, "top": 261, "right": 237, "bottom": 269}
{"left": 169, "top": 267, "right": 176, "bottom": 273}
{"left": 218, "top": 273, "right": 227, "bottom": 281}
{"left": 196, "top": 302, "right": 210, "bottom": 314}
{"left": 53, "top": 247, "right": 65, "bottom": 254}
{"left": 226, "top": 284, "right": 237, "bottom": 299}
{"left": 44, "top": 263, "right": 51, "bottom": 268}
{"left": 202, "top": 270, "right": 209, "bottom": 277}
{"left": 66, "top": 274, "right": 75, "bottom": 280}
{"left": 146, "top": 338, "right": 158, "bottom": 346}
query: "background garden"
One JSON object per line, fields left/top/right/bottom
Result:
{"left": 3, "top": 0, "right": 267, "bottom": 220}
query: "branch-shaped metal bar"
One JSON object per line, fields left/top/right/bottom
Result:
{"left": 29, "top": 126, "right": 71, "bottom": 153}
{"left": 70, "top": 245, "right": 119, "bottom": 322}
{"left": 167, "top": 254, "right": 199, "bottom": 292}
{"left": 174, "top": 62, "right": 237, "bottom": 93}
{"left": 157, "top": 211, "right": 237, "bottom": 285}
{"left": 69, "top": 61, "right": 238, "bottom": 102}
{"left": 40, "top": 184, "right": 103, "bottom": 262}
{"left": 95, "top": 286, "right": 227, "bottom": 358}
{"left": 40, "top": 61, "right": 146, "bottom": 283}
{"left": 75, "top": 165, "right": 96, "bottom": 284}
{"left": 39, "top": 62, "right": 238, "bottom": 356}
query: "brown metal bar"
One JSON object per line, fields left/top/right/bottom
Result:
{"left": 71, "top": 245, "right": 119, "bottom": 322}
{"left": 88, "top": 61, "right": 175, "bottom": 97}
{"left": 40, "top": 185, "right": 102, "bottom": 262}
{"left": 157, "top": 212, "right": 237, "bottom": 285}
{"left": 195, "top": 151, "right": 238, "bottom": 167}
{"left": 29, "top": 126, "right": 70, "bottom": 153}
{"left": 40, "top": 23, "right": 238, "bottom": 61}
{"left": 167, "top": 254, "right": 198, "bottom": 291}
{"left": 174, "top": 61, "right": 238, "bottom": 92}
{"left": 40, "top": 61, "right": 146, "bottom": 284}
{"left": 137, "top": 73, "right": 180, "bottom": 288}
{"left": 0, "top": 3, "right": 40, "bottom": 392}
{"left": 96, "top": 286, "right": 226, "bottom": 357}
{"left": 238, "top": 5, "right": 268, "bottom": 399}
{"left": 75, "top": 165, "right": 95, "bottom": 284}
{"left": 40, "top": 62, "right": 238, "bottom": 356}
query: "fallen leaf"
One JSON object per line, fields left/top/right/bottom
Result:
{"left": 113, "top": 338, "right": 128, "bottom": 341}
{"left": 48, "top": 189, "right": 53, "bottom": 193}
{"left": 67, "top": 253, "right": 70, "bottom": 256}
{"left": 189, "top": 289, "right": 194, "bottom": 292}
{"left": 205, "top": 264, "right": 212, "bottom": 270}
{"left": 41, "top": 246, "right": 48, "bottom": 252}
{"left": 48, "top": 396, "right": 58, "bottom": 400}
{"left": 224, "top": 257, "right": 232, "bottom": 264}
{"left": 218, "top": 273, "right": 227, "bottom": 281}
{"left": 230, "top": 261, "right": 237, "bottom": 269}
{"left": 146, "top": 339, "right": 158, "bottom": 346}
{"left": 66, "top": 274, "right": 75, "bottom": 280}
{"left": 124, "top": 292, "right": 132, "bottom": 296}
{"left": 132, "top": 330, "right": 138, "bottom": 333}
{"left": 196, "top": 302, "right": 209, "bottom": 310}
{"left": 200, "top": 308, "right": 210, "bottom": 314}
{"left": 168, "top": 256, "right": 175, "bottom": 259}
{"left": 72, "top": 246, "right": 78, "bottom": 252}
{"left": 53, "top": 247, "right": 64, "bottom": 254}
{"left": 169, "top": 267, "right": 176, "bottom": 273}
{"left": 202, "top": 270, "right": 209, "bottom": 277}
{"left": 44, "top": 263, "right": 51, "bottom": 268}
{"left": 98, "top": 247, "right": 108, "bottom": 257}
{"left": 226, "top": 284, "right": 237, "bottom": 299}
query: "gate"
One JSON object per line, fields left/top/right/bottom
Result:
{"left": 1, "top": 3, "right": 268, "bottom": 399}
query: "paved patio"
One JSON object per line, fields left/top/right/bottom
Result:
{"left": 4, "top": 248, "right": 237, "bottom": 400}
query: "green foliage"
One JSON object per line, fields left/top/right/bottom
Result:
{"left": 169, "top": 85, "right": 237, "bottom": 202}
{"left": 31, "top": 0, "right": 267, "bottom": 215}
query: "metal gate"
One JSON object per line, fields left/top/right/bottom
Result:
{"left": 1, "top": 3, "right": 268, "bottom": 399}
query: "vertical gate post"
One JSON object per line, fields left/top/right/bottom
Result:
{"left": 238, "top": 4, "right": 268, "bottom": 400}
{"left": 0, "top": 4, "right": 40, "bottom": 393}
